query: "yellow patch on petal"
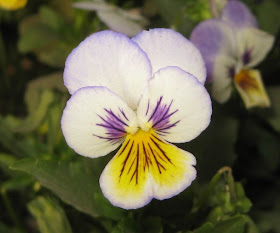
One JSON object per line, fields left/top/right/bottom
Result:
{"left": 234, "top": 69, "right": 270, "bottom": 109}
{"left": 0, "top": 0, "right": 27, "bottom": 10}
{"left": 100, "top": 129, "right": 196, "bottom": 209}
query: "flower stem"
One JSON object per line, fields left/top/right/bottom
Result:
{"left": 209, "top": 0, "right": 218, "bottom": 18}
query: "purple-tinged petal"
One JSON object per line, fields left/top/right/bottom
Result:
{"left": 137, "top": 66, "right": 212, "bottom": 143}
{"left": 132, "top": 28, "right": 206, "bottom": 84}
{"left": 190, "top": 19, "right": 236, "bottom": 82}
{"left": 222, "top": 0, "right": 258, "bottom": 28}
{"left": 61, "top": 86, "right": 138, "bottom": 158}
{"left": 63, "top": 30, "right": 152, "bottom": 110}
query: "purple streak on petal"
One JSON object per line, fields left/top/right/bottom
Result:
{"left": 94, "top": 108, "right": 130, "bottom": 144}
{"left": 147, "top": 96, "right": 180, "bottom": 134}
{"left": 222, "top": 0, "right": 258, "bottom": 28}
{"left": 119, "top": 108, "right": 129, "bottom": 121}
{"left": 145, "top": 100, "right": 150, "bottom": 116}
{"left": 104, "top": 108, "right": 128, "bottom": 127}
{"left": 242, "top": 48, "right": 252, "bottom": 65}
{"left": 228, "top": 65, "right": 236, "bottom": 78}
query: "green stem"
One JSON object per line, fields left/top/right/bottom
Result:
{"left": 209, "top": 0, "right": 218, "bottom": 18}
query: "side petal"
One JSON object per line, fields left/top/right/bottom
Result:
{"left": 221, "top": 0, "right": 258, "bottom": 28}
{"left": 61, "top": 86, "right": 138, "bottom": 158}
{"left": 132, "top": 28, "right": 206, "bottom": 84}
{"left": 137, "top": 67, "right": 212, "bottom": 143}
{"left": 234, "top": 69, "right": 270, "bottom": 109}
{"left": 211, "top": 55, "right": 237, "bottom": 103}
{"left": 190, "top": 19, "right": 236, "bottom": 82}
{"left": 99, "top": 129, "right": 196, "bottom": 209}
{"left": 63, "top": 30, "right": 152, "bottom": 110}
{"left": 237, "top": 27, "right": 274, "bottom": 67}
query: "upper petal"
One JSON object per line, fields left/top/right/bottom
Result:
{"left": 236, "top": 27, "right": 274, "bottom": 68}
{"left": 190, "top": 19, "right": 236, "bottom": 82}
{"left": 63, "top": 30, "right": 152, "bottom": 110}
{"left": 61, "top": 86, "right": 138, "bottom": 158}
{"left": 132, "top": 28, "right": 206, "bottom": 84}
{"left": 221, "top": 0, "right": 258, "bottom": 28}
{"left": 137, "top": 66, "right": 212, "bottom": 143}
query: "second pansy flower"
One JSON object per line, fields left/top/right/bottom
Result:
{"left": 61, "top": 29, "right": 212, "bottom": 209}
{"left": 190, "top": 0, "right": 274, "bottom": 109}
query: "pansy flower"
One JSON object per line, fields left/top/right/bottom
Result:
{"left": 0, "top": 0, "right": 27, "bottom": 10}
{"left": 190, "top": 0, "right": 274, "bottom": 108}
{"left": 61, "top": 29, "right": 212, "bottom": 209}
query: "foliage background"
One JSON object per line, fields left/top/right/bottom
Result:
{"left": 0, "top": 0, "right": 280, "bottom": 232}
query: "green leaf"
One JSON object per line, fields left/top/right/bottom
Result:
{"left": 12, "top": 90, "right": 55, "bottom": 133}
{"left": 39, "top": 6, "right": 66, "bottom": 31}
{"left": 214, "top": 215, "right": 246, "bottom": 233}
{"left": 0, "top": 118, "right": 38, "bottom": 157}
{"left": 0, "top": 153, "right": 17, "bottom": 169}
{"left": 192, "top": 222, "right": 214, "bottom": 233}
{"left": 37, "top": 41, "right": 73, "bottom": 67}
{"left": 28, "top": 196, "right": 72, "bottom": 233}
{"left": 18, "top": 15, "right": 57, "bottom": 53}
{"left": 234, "top": 183, "right": 252, "bottom": 214}
{"left": 11, "top": 157, "right": 125, "bottom": 220}
{"left": 47, "top": 102, "right": 65, "bottom": 152}
{"left": 24, "top": 72, "right": 66, "bottom": 115}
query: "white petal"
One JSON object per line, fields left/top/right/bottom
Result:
{"left": 132, "top": 28, "right": 207, "bottom": 84}
{"left": 61, "top": 87, "right": 138, "bottom": 158}
{"left": 211, "top": 55, "right": 237, "bottom": 103}
{"left": 236, "top": 27, "right": 274, "bottom": 68}
{"left": 137, "top": 66, "right": 212, "bottom": 143}
{"left": 63, "top": 30, "right": 152, "bottom": 110}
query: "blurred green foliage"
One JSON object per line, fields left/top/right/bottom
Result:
{"left": 0, "top": 0, "right": 280, "bottom": 232}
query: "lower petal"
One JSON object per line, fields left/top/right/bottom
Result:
{"left": 234, "top": 69, "right": 270, "bottom": 109}
{"left": 99, "top": 129, "right": 196, "bottom": 209}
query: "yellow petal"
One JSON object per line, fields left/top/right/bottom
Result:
{"left": 0, "top": 0, "right": 27, "bottom": 10}
{"left": 100, "top": 129, "right": 196, "bottom": 209}
{"left": 234, "top": 69, "right": 270, "bottom": 109}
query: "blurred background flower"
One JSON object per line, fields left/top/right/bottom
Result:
{"left": 190, "top": 0, "right": 274, "bottom": 108}
{"left": 0, "top": 0, "right": 27, "bottom": 10}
